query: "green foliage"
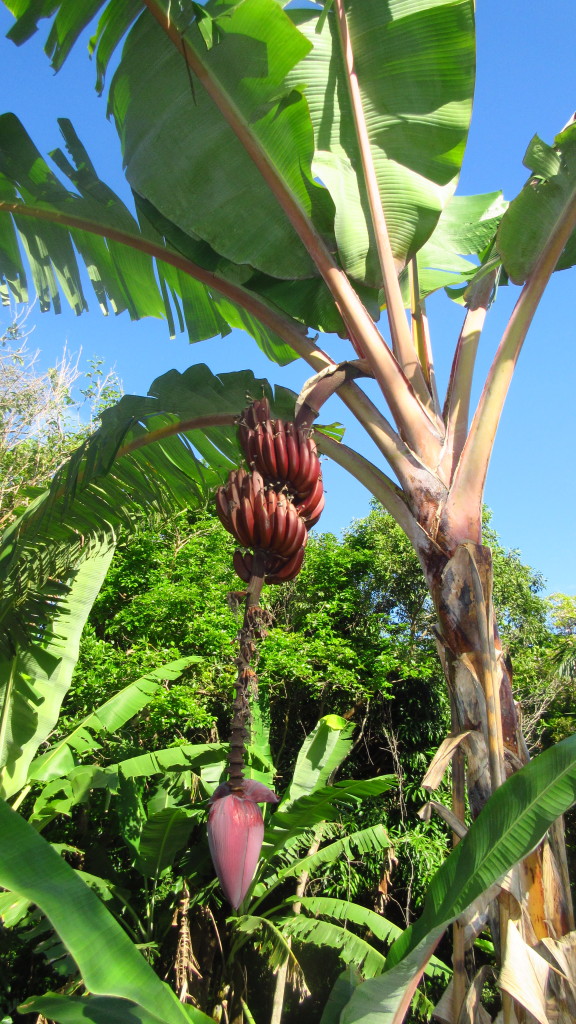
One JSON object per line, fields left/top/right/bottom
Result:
{"left": 0, "top": 472, "right": 561, "bottom": 1021}
{"left": 0, "top": 365, "right": 297, "bottom": 658}
{"left": 1, "top": 689, "right": 401, "bottom": 1021}
{"left": 0, "top": 4, "right": 574, "bottom": 1022}
{"left": 29, "top": 656, "right": 201, "bottom": 785}
{"left": 496, "top": 123, "right": 576, "bottom": 283}
{"left": 0, "top": 542, "right": 115, "bottom": 800}
{"left": 0, "top": 0, "right": 477, "bottom": 321}
{"left": 0, "top": 796, "right": 213, "bottom": 1024}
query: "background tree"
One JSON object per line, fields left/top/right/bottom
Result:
{"left": 0, "top": 307, "right": 122, "bottom": 526}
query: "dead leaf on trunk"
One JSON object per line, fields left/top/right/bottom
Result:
{"left": 499, "top": 919, "right": 551, "bottom": 1024}
{"left": 433, "top": 966, "right": 492, "bottom": 1023}
{"left": 422, "top": 732, "right": 473, "bottom": 792}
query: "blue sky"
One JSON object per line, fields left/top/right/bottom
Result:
{"left": 1, "top": 2, "right": 575, "bottom": 596}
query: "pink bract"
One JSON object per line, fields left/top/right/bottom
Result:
{"left": 210, "top": 779, "right": 279, "bottom": 804}
{"left": 207, "top": 780, "right": 278, "bottom": 908}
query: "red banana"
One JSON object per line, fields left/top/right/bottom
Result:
{"left": 285, "top": 422, "right": 300, "bottom": 484}
{"left": 215, "top": 487, "right": 231, "bottom": 530}
{"left": 254, "top": 488, "right": 272, "bottom": 547}
{"left": 233, "top": 549, "right": 251, "bottom": 582}
{"left": 276, "top": 503, "right": 298, "bottom": 556}
{"left": 274, "top": 420, "right": 289, "bottom": 480}
{"left": 280, "top": 508, "right": 307, "bottom": 558}
{"left": 262, "top": 422, "right": 278, "bottom": 480}
{"left": 303, "top": 492, "right": 325, "bottom": 529}
{"left": 240, "top": 495, "right": 255, "bottom": 544}
{"left": 253, "top": 397, "right": 271, "bottom": 424}
{"left": 266, "top": 487, "right": 278, "bottom": 522}
{"left": 227, "top": 472, "right": 241, "bottom": 509}
{"left": 230, "top": 504, "right": 252, "bottom": 548}
{"left": 245, "top": 428, "right": 257, "bottom": 468}
{"left": 241, "top": 473, "right": 255, "bottom": 510}
{"left": 266, "top": 546, "right": 305, "bottom": 584}
{"left": 296, "top": 476, "right": 324, "bottom": 518}
{"left": 270, "top": 496, "right": 288, "bottom": 552}
{"left": 251, "top": 469, "right": 265, "bottom": 499}
{"left": 297, "top": 448, "right": 321, "bottom": 497}
{"left": 293, "top": 431, "right": 312, "bottom": 493}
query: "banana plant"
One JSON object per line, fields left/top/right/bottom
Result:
{"left": 1, "top": 0, "right": 576, "bottom": 1018}
{"left": 0, "top": 794, "right": 215, "bottom": 1024}
{"left": 0, "top": 540, "right": 116, "bottom": 800}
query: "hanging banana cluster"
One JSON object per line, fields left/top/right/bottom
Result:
{"left": 216, "top": 397, "right": 325, "bottom": 584}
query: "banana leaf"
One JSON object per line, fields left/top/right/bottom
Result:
{"left": 0, "top": 542, "right": 115, "bottom": 800}
{"left": 287, "top": 0, "right": 475, "bottom": 283}
{"left": 133, "top": 806, "right": 198, "bottom": 878}
{"left": 0, "top": 796, "right": 212, "bottom": 1023}
{"left": 265, "top": 775, "right": 396, "bottom": 857}
{"left": 279, "top": 714, "right": 356, "bottom": 811}
{"left": 29, "top": 656, "right": 202, "bottom": 783}
{"left": 496, "top": 122, "right": 576, "bottom": 283}
{"left": 287, "top": 896, "right": 450, "bottom": 980}
{"left": 0, "top": 112, "right": 308, "bottom": 356}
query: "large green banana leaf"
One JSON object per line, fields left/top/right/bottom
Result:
{"left": 21, "top": 993, "right": 190, "bottom": 1024}
{"left": 57, "top": 740, "right": 268, "bottom": 811}
{"left": 402, "top": 190, "right": 508, "bottom": 301}
{"left": 287, "top": 0, "right": 475, "bottom": 284}
{"left": 278, "top": 714, "right": 356, "bottom": 810}
{"left": 0, "top": 114, "right": 317, "bottom": 353}
{"left": 133, "top": 806, "right": 198, "bottom": 878}
{"left": 2, "top": 0, "right": 475, "bottom": 302}
{"left": 29, "top": 656, "right": 202, "bottom": 783}
{"left": 253, "top": 823, "right": 391, "bottom": 901}
{"left": 0, "top": 542, "right": 115, "bottom": 800}
{"left": 0, "top": 366, "right": 294, "bottom": 654}
{"left": 283, "top": 915, "right": 387, "bottom": 980}
{"left": 340, "top": 732, "right": 576, "bottom": 1024}
{"left": 285, "top": 897, "right": 450, "bottom": 981}
{"left": 0, "top": 796, "right": 213, "bottom": 1023}
{"left": 497, "top": 122, "right": 576, "bottom": 283}
{"left": 4, "top": 0, "right": 120, "bottom": 72}
{"left": 264, "top": 776, "right": 396, "bottom": 858}
{"left": 110, "top": 2, "right": 334, "bottom": 281}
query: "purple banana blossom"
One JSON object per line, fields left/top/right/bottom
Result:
{"left": 207, "top": 779, "right": 278, "bottom": 908}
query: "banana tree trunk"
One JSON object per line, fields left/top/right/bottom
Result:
{"left": 422, "top": 538, "right": 574, "bottom": 956}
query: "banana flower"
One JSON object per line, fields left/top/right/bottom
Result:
{"left": 207, "top": 779, "right": 278, "bottom": 908}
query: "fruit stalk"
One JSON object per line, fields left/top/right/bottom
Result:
{"left": 228, "top": 549, "right": 268, "bottom": 790}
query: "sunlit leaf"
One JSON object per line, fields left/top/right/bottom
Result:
{"left": 496, "top": 123, "right": 576, "bottom": 284}
{"left": 29, "top": 657, "right": 201, "bottom": 783}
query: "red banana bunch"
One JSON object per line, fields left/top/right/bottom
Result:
{"left": 216, "top": 469, "right": 307, "bottom": 582}
{"left": 215, "top": 398, "right": 325, "bottom": 584}
{"left": 238, "top": 398, "right": 325, "bottom": 527}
